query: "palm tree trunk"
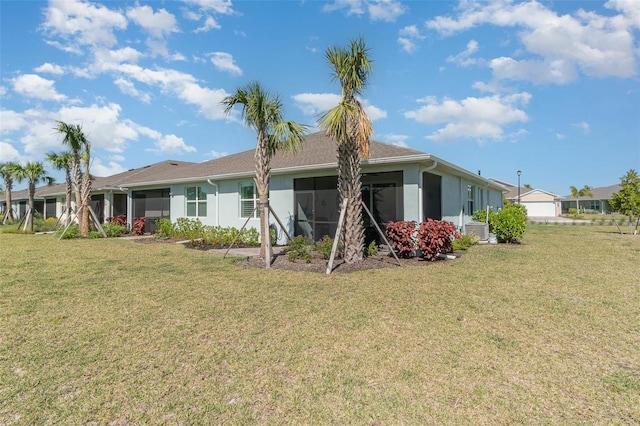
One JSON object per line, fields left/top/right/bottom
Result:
{"left": 72, "top": 155, "right": 82, "bottom": 229}
{"left": 65, "top": 171, "right": 72, "bottom": 226}
{"left": 80, "top": 172, "right": 91, "bottom": 238}
{"left": 27, "top": 182, "right": 35, "bottom": 232}
{"left": 255, "top": 134, "right": 272, "bottom": 258}
{"left": 338, "top": 139, "right": 365, "bottom": 263}
{"left": 4, "top": 181, "right": 13, "bottom": 221}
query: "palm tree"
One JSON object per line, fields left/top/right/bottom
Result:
{"left": 0, "top": 162, "right": 22, "bottom": 223}
{"left": 319, "top": 37, "right": 373, "bottom": 263}
{"left": 222, "top": 82, "right": 308, "bottom": 259}
{"left": 46, "top": 151, "right": 73, "bottom": 226}
{"left": 14, "top": 162, "right": 55, "bottom": 232}
{"left": 569, "top": 185, "right": 593, "bottom": 214}
{"left": 55, "top": 121, "right": 91, "bottom": 237}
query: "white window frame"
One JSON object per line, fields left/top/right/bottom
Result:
{"left": 240, "top": 182, "right": 258, "bottom": 218}
{"left": 186, "top": 186, "right": 207, "bottom": 217}
{"left": 467, "top": 184, "right": 475, "bottom": 215}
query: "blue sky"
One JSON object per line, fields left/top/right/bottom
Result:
{"left": 1, "top": 0, "right": 639, "bottom": 196}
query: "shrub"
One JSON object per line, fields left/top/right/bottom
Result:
{"left": 385, "top": 221, "right": 417, "bottom": 258}
{"left": 568, "top": 208, "right": 577, "bottom": 215}
{"left": 315, "top": 235, "right": 340, "bottom": 260}
{"left": 366, "top": 240, "right": 379, "bottom": 257}
{"left": 103, "top": 222, "right": 127, "bottom": 238}
{"left": 155, "top": 218, "right": 174, "bottom": 238}
{"left": 416, "top": 219, "right": 459, "bottom": 261}
{"left": 132, "top": 217, "right": 146, "bottom": 235}
{"left": 287, "top": 235, "right": 312, "bottom": 263}
{"left": 89, "top": 231, "right": 103, "bottom": 239}
{"left": 56, "top": 225, "right": 80, "bottom": 239}
{"left": 107, "top": 215, "right": 127, "bottom": 227}
{"left": 452, "top": 232, "right": 480, "bottom": 251}
{"left": 472, "top": 209, "right": 496, "bottom": 232}
{"left": 492, "top": 203, "right": 527, "bottom": 243}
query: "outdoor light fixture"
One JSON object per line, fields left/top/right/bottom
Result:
{"left": 517, "top": 170, "right": 522, "bottom": 204}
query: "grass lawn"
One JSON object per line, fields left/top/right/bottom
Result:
{"left": 1, "top": 225, "right": 639, "bottom": 424}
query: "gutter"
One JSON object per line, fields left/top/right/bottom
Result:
{"left": 418, "top": 160, "right": 438, "bottom": 222}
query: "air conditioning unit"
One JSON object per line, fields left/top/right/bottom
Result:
{"left": 465, "top": 222, "right": 489, "bottom": 240}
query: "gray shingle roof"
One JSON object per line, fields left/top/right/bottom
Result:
{"left": 560, "top": 184, "right": 622, "bottom": 201}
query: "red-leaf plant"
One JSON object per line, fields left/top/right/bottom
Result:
{"left": 107, "top": 214, "right": 127, "bottom": 226}
{"left": 384, "top": 220, "right": 417, "bottom": 258}
{"left": 132, "top": 217, "right": 146, "bottom": 235}
{"left": 416, "top": 219, "right": 460, "bottom": 261}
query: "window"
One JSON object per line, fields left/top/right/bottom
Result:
{"left": 467, "top": 184, "right": 475, "bottom": 214}
{"left": 186, "top": 186, "right": 207, "bottom": 217}
{"left": 240, "top": 183, "right": 258, "bottom": 218}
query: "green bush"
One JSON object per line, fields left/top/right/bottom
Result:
{"left": 1, "top": 227, "right": 33, "bottom": 234}
{"left": 472, "top": 209, "right": 496, "bottom": 232}
{"left": 56, "top": 225, "right": 80, "bottom": 239}
{"left": 103, "top": 222, "right": 127, "bottom": 238}
{"left": 366, "top": 240, "right": 379, "bottom": 257}
{"left": 89, "top": 231, "right": 103, "bottom": 239}
{"left": 155, "top": 218, "right": 174, "bottom": 238}
{"left": 452, "top": 232, "right": 480, "bottom": 251}
{"left": 315, "top": 235, "right": 339, "bottom": 260}
{"left": 287, "top": 235, "right": 312, "bottom": 263}
{"left": 492, "top": 203, "right": 527, "bottom": 243}
{"left": 173, "top": 218, "right": 206, "bottom": 240}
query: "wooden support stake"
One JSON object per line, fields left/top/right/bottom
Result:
{"left": 326, "top": 199, "right": 347, "bottom": 275}
{"left": 361, "top": 201, "right": 402, "bottom": 267}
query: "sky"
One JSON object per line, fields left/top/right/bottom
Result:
{"left": 1, "top": 0, "right": 639, "bottom": 197}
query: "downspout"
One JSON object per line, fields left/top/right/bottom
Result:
{"left": 207, "top": 179, "right": 219, "bottom": 227}
{"left": 418, "top": 161, "right": 438, "bottom": 222}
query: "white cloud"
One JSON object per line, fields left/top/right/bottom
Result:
{"left": 210, "top": 52, "right": 242, "bottom": 75}
{"left": 194, "top": 16, "right": 221, "bottom": 32}
{"left": 209, "top": 150, "right": 228, "bottom": 159}
{"left": 323, "top": 0, "right": 406, "bottom": 21}
{"left": 404, "top": 92, "right": 531, "bottom": 143}
{"left": 426, "top": 0, "right": 638, "bottom": 83}
{"left": 34, "top": 63, "right": 65, "bottom": 75}
{"left": 126, "top": 5, "right": 178, "bottom": 39}
{"left": 446, "top": 40, "right": 479, "bottom": 67}
{"left": 605, "top": 0, "right": 640, "bottom": 28}
{"left": 43, "top": 0, "right": 127, "bottom": 48}
{"left": 182, "top": 0, "right": 235, "bottom": 15}
{"left": 0, "top": 141, "right": 21, "bottom": 162}
{"left": 490, "top": 57, "right": 579, "bottom": 84}
{"left": 368, "top": 0, "right": 407, "bottom": 22}
{"left": 114, "top": 78, "right": 151, "bottom": 103}
{"left": 0, "top": 86, "right": 6, "bottom": 97}
{"left": 573, "top": 121, "right": 591, "bottom": 135}
{"left": 109, "top": 154, "right": 125, "bottom": 162}
{"left": 147, "top": 134, "right": 197, "bottom": 154}
{"left": 378, "top": 133, "right": 410, "bottom": 147}
{"left": 292, "top": 93, "right": 342, "bottom": 115}
{"left": 11, "top": 74, "right": 67, "bottom": 102}
{"left": 361, "top": 100, "right": 387, "bottom": 121}
{"left": 398, "top": 25, "right": 425, "bottom": 53}
{"left": 556, "top": 133, "right": 566, "bottom": 139}
{"left": 91, "top": 157, "right": 127, "bottom": 177}
{"left": 0, "top": 110, "right": 27, "bottom": 134}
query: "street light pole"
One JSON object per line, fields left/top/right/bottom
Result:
{"left": 517, "top": 170, "right": 521, "bottom": 204}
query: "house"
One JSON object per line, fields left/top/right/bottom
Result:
{"left": 559, "top": 184, "right": 622, "bottom": 214}
{"left": 3, "top": 132, "right": 505, "bottom": 242}
{"left": 491, "top": 179, "right": 560, "bottom": 217}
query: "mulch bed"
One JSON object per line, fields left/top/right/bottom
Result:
{"left": 132, "top": 236, "right": 463, "bottom": 274}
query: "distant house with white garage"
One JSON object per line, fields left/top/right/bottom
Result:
{"left": 4, "top": 132, "right": 505, "bottom": 242}
{"left": 491, "top": 179, "right": 560, "bottom": 217}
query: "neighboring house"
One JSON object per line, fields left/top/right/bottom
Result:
{"left": 559, "top": 184, "right": 622, "bottom": 214}
{"left": 491, "top": 179, "right": 560, "bottom": 217}
{"left": 4, "top": 132, "right": 505, "bottom": 242}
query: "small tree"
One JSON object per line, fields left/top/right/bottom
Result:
{"left": 46, "top": 151, "right": 73, "bottom": 226}
{"left": 609, "top": 169, "right": 640, "bottom": 234}
{"left": 14, "top": 162, "right": 55, "bottom": 232}
{"left": 0, "top": 162, "right": 21, "bottom": 223}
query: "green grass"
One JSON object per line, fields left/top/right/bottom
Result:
{"left": 1, "top": 226, "right": 639, "bottom": 424}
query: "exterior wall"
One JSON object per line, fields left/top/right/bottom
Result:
{"left": 441, "top": 174, "right": 463, "bottom": 228}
